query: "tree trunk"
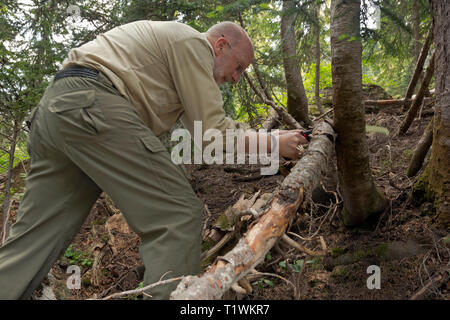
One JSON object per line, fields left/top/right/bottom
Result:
{"left": 407, "top": 117, "right": 433, "bottom": 177}
{"left": 280, "top": 0, "right": 312, "bottom": 128}
{"left": 314, "top": 3, "right": 325, "bottom": 115}
{"left": 418, "top": 1, "right": 450, "bottom": 228}
{"left": 397, "top": 50, "right": 435, "bottom": 136}
{"left": 1, "top": 120, "right": 19, "bottom": 242}
{"left": 170, "top": 122, "right": 335, "bottom": 299}
{"left": 412, "top": 2, "right": 421, "bottom": 63}
{"left": 331, "top": 0, "right": 386, "bottom": 227}
{"left": 402, "top": 28, "right": 433, "bottom": 112}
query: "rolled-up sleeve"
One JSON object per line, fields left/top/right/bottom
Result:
{"left": 165, "top": 37, "right": 237, "bottom": 150}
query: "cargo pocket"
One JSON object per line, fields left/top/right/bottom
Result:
{"left": 139, "top": 134, "right": 177, "bottom": 194}
{"left": 48, "top": 89, "right": 105, "bottom": 137}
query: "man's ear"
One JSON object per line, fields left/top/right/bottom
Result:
{"left": 213, "top": 37, "right": 227, "bottom": 56}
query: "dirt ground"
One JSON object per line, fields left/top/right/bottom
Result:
{"left": 1, "top": 101, "right": 449, "bottom": 300}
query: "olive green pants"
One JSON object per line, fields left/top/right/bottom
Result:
{"left": 0, "top": 73, "right": 203, "bottom": 299}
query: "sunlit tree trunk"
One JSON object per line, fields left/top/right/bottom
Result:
{"left": 412, "top": 1, "right": 421, "bottom": 63}
{"left": 314, "top": 3, "right": 325, "bottom": 115}
{"left": 280, "top": 0, "right": 312, "bottom": 128}
{"left": 331, "top": 0, "right": 386, "bottom": 226}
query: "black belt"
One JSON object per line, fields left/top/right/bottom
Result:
{"left": 54, "top": 65, "right": 118, "bottom": 92}
{"left": 54, "top": 65, "right": 99, "bottom": 81}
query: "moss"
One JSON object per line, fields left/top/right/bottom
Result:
{"left": 81, "top": 277, "right": 91, "bottom": 287}
{"left": 412, "top": 168, "right": 435, "bottom": 205}
{"left": 353, "top": 249, "right": 368, "bottom": 260}
{"left": 402, "top": 149, "right": 414, "bottom": 159}
{"left": 200, "top": 255, "right": 216, "bottom": 271}
{"left": 373, "top": 243, "right": 391, "bottom": 258}
{"left": 331, "top": 247, "right": 347, "bottom": 258}
{"left": 201, "top": 238, "right": 216, "bottom": 253}
{"left": 91, "top": 218, "right": 107, "bottom": 226}
{"left": 420, "top": 203, "right": 434, "bottom": 216}
{"left": 443, "top": 236, "right": 450, "bottom": 246}
{"left": 213, "top": 212, "right": 234, "bottom": 231}
{"left": 331, "top": 266, "right": 350, "bottom": 279}
{"left": 411, "top": 167, "right": 450, "bottom": 228}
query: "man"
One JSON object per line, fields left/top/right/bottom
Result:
{"left": 0, "top": 20, "right": 307, "bottom": 299}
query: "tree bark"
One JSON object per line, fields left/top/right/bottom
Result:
{"left": 397, "top": 50, "right": 435, "bottom": 136}
{"left": 406, "top": 117, "right": 433, "bottom": 178}
{"left": 280, "top": 0, "right": 312, "bottom": 128}
{"left": 314, "top": 3, "right": 325, "bottom": 115}
{"left": 402, "top": 28, "right": 433, "bottom": 111}
{"left": 170, "top": 121, "right": 335, "bottom": 299}
{"left": 412, "top": 2, "right": 421, "bottom": 63}
{"left": 420, "top": 1, "right": 450, "bottom": 228}
{"left": 331, "top": 0, "right": 386, "bottom": 226}
{"left": 1, "top": 120, "right": 19, "bottom": 242}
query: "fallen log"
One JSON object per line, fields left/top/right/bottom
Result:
{"left": 170, "top": 121, "right": 335, "bottom": 300}
{"left": 364, "top": 99, "right": 412, "bottom": 106}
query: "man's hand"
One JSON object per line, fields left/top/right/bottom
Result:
{"left": 277, "top": 130, "right": 308, "bottom": 160}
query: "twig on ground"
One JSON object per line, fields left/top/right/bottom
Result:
{"left": 246, "top": 271, "right": 297, "bottom": 296}
{"left": 410, "top": 270, "right": 449, "bottom": 300}
{"left": 281, "top": 234, "right": 324, "bottom": 256}
{"left": 101, "top": 272, "right": 181, "bottom": 300}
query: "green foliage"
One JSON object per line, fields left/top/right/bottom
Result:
{"left": 64, "top": 244, "right": 93, "bottom": 268}
{"left": 279, "top": 259, "right": 305, "bottom": 273}
{"left": 253, "top": 278, "right": 274, "bottom": 289}
{"left": 362, "top": 0, "right": 431, "bottom": 96}
{"left": 365, "top": 125, "right": 389, "bottom": 135}
{"left": 303, "top": 62, "right": 333, "bottom": 104}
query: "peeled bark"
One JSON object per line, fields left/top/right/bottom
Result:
{"left": 170, "top": 122, "right": 335, "bottom": 299}
{"left": 280, "top": 0, "right": 312, "bottom": 128}
{"left": 406, "top": 117, "right": 433, "bottom": 177}
{"left": 331, "top": 0, "right": 386, "bottom": 226}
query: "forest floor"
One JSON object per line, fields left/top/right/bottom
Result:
{"left": 1, "top": 101, "right": 449, "bottom": 300}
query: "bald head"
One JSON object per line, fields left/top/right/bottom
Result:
{"left": 205, "top": 22, "right": 254, "bottom": 85}
{"left": 206, "top": 22, "right": 254, "bottom": 60}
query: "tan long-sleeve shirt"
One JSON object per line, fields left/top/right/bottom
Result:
{"left": 62, "top": 20, "right": 237, "bottom": 140}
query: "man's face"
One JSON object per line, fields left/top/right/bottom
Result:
{"left": 212, "top": 36, "right": 252, "bottom": 86}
